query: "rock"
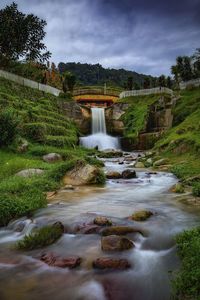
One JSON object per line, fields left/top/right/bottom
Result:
{"left": 146, "top": 158, "right": 153, "bottom": 164}
{"left": 157, "top": 164, "right": 172, "bottom": 171}
{"left": 43, "top": 153, "right": 62, "bottom": 163}
{"left": 98, "top": 150, "right": 123, "bottom": 158}
{"left": 131, "top": 210, "right": 153, "bottom": 221}
{"left": 16, "top": 169, "right": 44, "bottom": 178}
{"left": 118, "top": 158, "right": 124, "bottom": 165}
{"left": 63, "top": 185, "right": 75, "bottom": 190}
{"left": 135, "top": 162, "right": 145, "bottom": 168}
{"left": 170, "top": 183, "right": 185, "bottom": 193}
{"left": 93, "top": 257, "right": 131, "bottom": 270}
{"left": 101, "top": 226, "right": 143, "bottom": 236}
{"left": 106, "top": 171, "right": 122, "bottom": 179}
{"left": 122, "top": 169, "right": 137, "bottom": 179}
{"left": 14, "top": 221, "right": 26, "bottom": 232}
{"left": 17, "top": 141, "right": 29, "bottom": 153}
{"left": 63, "top": 162, "right": 103, "bottom": 186}
{"left": 145, "top": 172, "right": 157, "bottom": 175}
{"left": 78, "top": 224, "right": 101, "bottom": 234}
{"left": 52, "top": 221, "right": 65, "bottom": 233}
{"left": 40, "top": 253, "right": 81, "bottom": 268}
{"left": 153, "top": 158, "right": 169, "bottom": 167}
{"left": 94, "top": 216, "right": 112, "bottom": 226}
{"left": 46, "top": 191, "right": 57, "bottom": 200}
{"left": 101, "top": 235, "right": 134, "bottom": 251}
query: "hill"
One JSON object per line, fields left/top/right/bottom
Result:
{"left": 58, "top": 62, "right": 155, "bottom": 88}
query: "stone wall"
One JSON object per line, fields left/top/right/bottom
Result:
{"left": 120, "top": 87, "right": 173, "bottom": 98}
{"left": 179, "top": 78, "right": 200, "bottom": 90}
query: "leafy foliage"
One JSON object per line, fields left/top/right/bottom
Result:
{"left": 0, "top": 2, "right": 51, "bottom": 64}
{"left": 172, "top": 227, "right": 200, "bottom": 300}
{"left": 0, "top": 108, "right": 20, "bottom": 146}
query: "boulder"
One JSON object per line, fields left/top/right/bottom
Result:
{"left": 131, "top": 210, "right": 153, "bottom": 221}
{"left": 135, "top": 162, "right": 145, "bottom": 168}
{"left": 40, "top": 253, "right": 81, "bottom": 268}
{"left": 63, "top": 185, "right": 75, "bottom": 190}
{"left": 101, "top": 235, "right": 134, "bottom": 251}
{"left": 93, "top": 257, "right": 131, "bottom": 270}
{"left": 94, "top": 216, "right": 112, "bottom": 226}
{"left": 43, "top": 153, "right": 62, "bottom": 163}
{"left": 122, "top": 169, "right": 137, "bottom": 179}
{"left": 78, "top": 224, "right": 101, "bottom": 234}
{"left": 63, "top": 162, "right": 103, "bottom": 186}
{"left": 46, "top": 191, "right": 57, "bottom": 200}
{"left": 16, "top": 169, "right": 44, "bottom": 178}
{"left": 106, "top": 171, "right": 122, "bottom": 179}
{"left": 153, "top": 158, "right": 169, "bottom": 167}
{"left": 101, "top": 226, "right": 143, "bottom": 236}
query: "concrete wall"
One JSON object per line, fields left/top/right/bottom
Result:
{"left": 119, "top": 87, "right": 173, "bottom": 98}
{"left": 0, "top": 70, "right": 61, "bottom": 96}
{"left": 179, "top": 78, "right": 200, "bottom": 90}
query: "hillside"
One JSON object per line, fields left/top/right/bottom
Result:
{"left": 58, "top": 62, "right": 155, "bottom": 87}
{"left": 0, "top": 78, "right": 102, "bottom": 225}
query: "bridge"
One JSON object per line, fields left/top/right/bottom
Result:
{"left": 72, "top": 87, "right": 120, "bottom": 107}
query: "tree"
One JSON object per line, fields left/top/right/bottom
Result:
{"left": 158, "top": 75, "right": 166, "bottom": 87}
{"left": 127, "top": 76, "right": 133, "bottom": 90}
{"left": 182, "top": 56, "right": 193, "bottom": 81}
{"left": 62, "top": 72, "right": 76, "bottom": 93}
{"left": 166, "top": 76, "right": 173, "bottom": 89}
{"left": 171, "top": 65, "right": 179, "bottom": 85}
{"left": 0, "top": 2, "right": 51, "bottom": 65}
{"left": 143, "top": 77, "right": 151, "bottom": 89}
{"left": 192, "top": 48, "right": 200, "bottom": 78}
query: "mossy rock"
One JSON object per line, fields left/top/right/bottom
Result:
{"left": 131, "top": 210, "right": 153, "bottom": 221}
{"left": 16, "top": 223, "right": 64, "bottom": 250}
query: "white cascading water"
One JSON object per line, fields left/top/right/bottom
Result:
{"left": 80, "top": 107, "right": 120, "bottom": 150}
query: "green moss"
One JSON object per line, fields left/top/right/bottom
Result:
{"left": 120, "top": 94, "right": 160, "bottom": 142}
{"left": 172, "top": 227, "right": 200, "bottom": 300}
{"left": 16, "top": 224, "right": 63, "bottom": 250}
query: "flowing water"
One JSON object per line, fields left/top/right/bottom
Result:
{"left": 80, "top": 108, "right": 120, "bottom": 150}
{"left": 0, "top": 108, "right": 200, "bottom": 299}
{"left": 0, "top": 156, "right": 200, "bottom": 300}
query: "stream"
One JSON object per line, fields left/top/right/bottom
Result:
{"left": 0, "top": 155, "right": 200, "bottom": 300}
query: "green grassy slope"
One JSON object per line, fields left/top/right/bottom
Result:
{"left": 0, "top": 78, "right": 78, "bottom": 147}
{"left": 0, "top": 78, "right": 103, "bottom": 226}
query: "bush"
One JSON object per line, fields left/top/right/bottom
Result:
{"left": 0, "top": 108, "right": 20, "bottom": 146}
{"left": 192, "top": 182, "right": 200, "bottom": 197}
{"left": 16, "top": 223, "right": 63, "bottom": 250}
{"left": 172, "top": 227, "right": 200, "bottom": 300}
{"left": 45, "top": 135, "right": 77, "bottom": 148}
{"left": 23, "top": 122, "right": 47, "bottom": 142}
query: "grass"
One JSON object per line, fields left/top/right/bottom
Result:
{"left": 118, "top": 94, "right": 163, "bottom": 143}
{"left": 16, "top": 224, "right": 63, "bottom": 250}
{"left": 172, "top": 227, "right": 200, "bottom": 300}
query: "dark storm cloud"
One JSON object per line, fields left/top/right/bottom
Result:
{"left": 1, "top": 0, "right": 200, "bottom": 75}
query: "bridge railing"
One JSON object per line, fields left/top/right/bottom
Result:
{"left": 0, "top": 70, "right": 61, "bottom": 96}
{"left": 119, "top": 87, "right": 173, "bottom": 98}
{"left": 73, "top": 88, "right": 120, "bottom": 97}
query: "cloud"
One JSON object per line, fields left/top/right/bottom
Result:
{"left": 1, "top": 0, "right": 200, "bottom": 75}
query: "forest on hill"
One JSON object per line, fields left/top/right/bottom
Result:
{"left": 58, "top": 62, "right": 155, "bottom": 88}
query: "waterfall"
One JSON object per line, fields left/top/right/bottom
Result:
{"left": 80, "top": 108, "right": 120, "bottom": 150}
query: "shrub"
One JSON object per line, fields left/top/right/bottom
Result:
{"left": 0, "top": 108, "right": 20, "bottom": 146}
{"left": 172, "top": 227, "right": 200, "bottom": 300}
{"left": 23, "top": 122, "right": 47, "bottom": 142}
{"left": 192, "top": 182, "right": 200, "bottom": 197}
{"left": 16, "top": 224, "right": 63, "bottom": 250}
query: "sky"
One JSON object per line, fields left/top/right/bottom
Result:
{"left": 1, "top": 0, "right": 200, "bottom": 76}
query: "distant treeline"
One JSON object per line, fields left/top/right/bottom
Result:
{"left": 58, "top": 62, "right": 156, "bottom": 89}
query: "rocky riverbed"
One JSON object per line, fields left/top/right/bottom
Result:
{"left": 0, "top": 151, "right": 200, "bottom": 300}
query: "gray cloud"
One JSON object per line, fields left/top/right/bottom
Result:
{"left": 1, "top": 0, "right": 200, "bottom": 75}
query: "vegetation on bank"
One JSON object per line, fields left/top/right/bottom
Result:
{"left": 0, "top": 78, "right": 103, "bottom": 226}
{"left": 16, "top": 223, "right": 63, "bottom": 250}
{"left": 172, "top": 227, "right": 200, "bottom": 300}
{"left": 118, "top": 94, "right": 164, "bottom": 143}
